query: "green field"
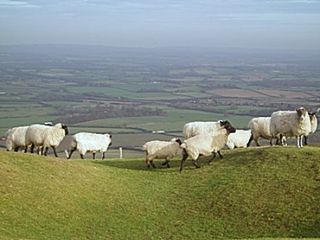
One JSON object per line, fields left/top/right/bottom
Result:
{"left": 1, "top": 147, "right": 320, "bottom": 239}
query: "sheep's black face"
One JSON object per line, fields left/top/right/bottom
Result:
{"left": 175, "top": 138, "right": 182, "bottom": 145}
{"left": 309, "top": 112, "right": 316, "bottom": 117}
{"left": 62, "top": 124, "right": 69, "bottom": 135}
{"left": 220, "top": 120, "right": 236, "bottom": 134}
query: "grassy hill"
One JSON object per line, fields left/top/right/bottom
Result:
{"left": 1, "top": 147, "right": 320, "bottom": 239}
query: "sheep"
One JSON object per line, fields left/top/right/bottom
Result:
{"left": 270, "top": 107, "right": 311, "bottom": 148}
{"left": 247, "top": 117, "right": 273, "bottom": 146}
{"left": 25, "top": 123, "right": 69, "bottom": 157}
{"left": 5, "top": 126, "right": 29, "bottom": 152}
{"left": 180, "top": 120, "right": 236, "bottom": 172}
{"left": 183, "top": 120, "right": 227, "bottom": 157}
{"left": 183, "top": 120, "right": 223, "bottom": 139}
{"left": 226, "top": 129, "right": 252, "bottom": 149}
{"left": 304, "top": 111, "right": 318, "bottom": 145}
{"left": 142, "top": 138, "right": 182, "bottom": 168}
{"left": 248, "top": 117, "right": 286, "bottom": 147}
{"left": 67, "top": 132, "right": 112, "bottom": 160}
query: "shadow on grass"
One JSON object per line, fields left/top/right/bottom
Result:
{"left": 92, "top": 155, "right": 227, "bottom": 172}
{"left": 91, "top": 146, "right": 286, "bottom": 172}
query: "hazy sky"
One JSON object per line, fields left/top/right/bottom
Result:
{"left": 1, "top": 0, "right": 320, "bottom": 49}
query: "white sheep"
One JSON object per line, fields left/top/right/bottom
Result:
{"left": 6, "top": 126, "right": 29, "bottom": 152}
{"left": 25, "top": 123, "right": 69, "bottom": 157}
{"left": 183, "top": 121, "right": 222, "bottom": 139}
{"left": 183, "top": 120, "right": 227, "bottom": 157}
{"left": 304, "top": 110, "right": 318, "bottom": 145}
{"left": 142, "top": 138, "right": 182, "bottom": 168}
{"left": 180, "top": 121, "right": 236, "bottom": 172}
{"left": 270, "top": 107, "right": 311, "bottom": 148}
{"left": 67, "top": 132, "right": 112, "bottom": 160}
{"left": 226, "top": 129, "right": 252, "bottom": 149}
{"left": 247, "top": 117, "right": 273, "bottom": 146}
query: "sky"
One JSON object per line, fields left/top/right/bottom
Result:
{"left": 0, "top": 0, "right": 320, "bottom": 49}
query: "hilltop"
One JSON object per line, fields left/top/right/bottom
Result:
{"left": 0, "top": 147, "right": 320, "bottom": 239}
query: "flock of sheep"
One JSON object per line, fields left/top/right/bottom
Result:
{"left": 4, "top": 106, "right": 318, "bottom": 172}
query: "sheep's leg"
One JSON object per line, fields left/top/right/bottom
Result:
{"left": 281, "top": 136, "right": 288, "bottom": 146}
{"left": 192, "top": 158, "right": 200, "bottom": 169}
{"left": 165, "top": 159, "right": 170, "bottom": 168}
{"left": 93, "top": 152, "right": 96, "bottom": 160}
{"left": 255, "top": 138, "right": 261, "bottom": 146}
{"left": 14, "top": 146, "right": 19, "bottom": 152}
{"left": 269, "top": 138, "right": 273, "bottom": 146}
{"left": 299, "top": 136, "right": 304, "bottom": 148}
{"left": 146, "top": 157, "right": 151, "bottom": 168}
{"left": 44, "top": 147, "right": 49, "bottom": 156}
{"left": 150, "top": 160, "right": 156, "bottom": 168}
{"left": 166, "top": 162, "right": 170, "bottom": 168}
{"left": 304, "top": 136, "right": 308, "bottom": 145}
{"left": 180, "top": 150, "right": 188, "bottom": 172}
{"left": 80, "top": 154, "right": 85, "bottom": 159}
{"left": 24, "top": 146, "right": 28, "bottom": 153}
{"left": 162, "top": 158, "right": 170, "bottom": 168}
{"left": 102, "top": 152, "right": 105, "bottom": 160}
{"left": 30, "top": 144, "right": 35, "bottom": 153}
{"left": 51, "top": 146, "right": 58, "bottom": 157}
{"left": 247, "top": 134, "right": 253, "bottom": 147}
{"left": 38, "top": 147, "right": 43, "bottom": 155}
{"left": 296, "top": 136, "right": 300, "bottom": 148}
{"left": 208, "top": 152, "right": 216, "bottom": 165}
{"left": 68, "top": 148, "right": 76, "bottom": 159}
{"left": 217, "top": 151, "right": 223, "bottom": 159}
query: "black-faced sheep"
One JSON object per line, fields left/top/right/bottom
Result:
{"left": 180, "top": 120, "right": 236, "bottom": 172}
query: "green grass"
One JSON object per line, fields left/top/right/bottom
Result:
{"left": 1, "top": 146, "right": 320, "bottom": 239}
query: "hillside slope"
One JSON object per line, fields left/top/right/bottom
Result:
{"left": 0, "top": 147, "right": 320, "bottom": 239}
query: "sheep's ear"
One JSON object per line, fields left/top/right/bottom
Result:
{"left": 109, "top": 134, "right": 112, "bottom": 138}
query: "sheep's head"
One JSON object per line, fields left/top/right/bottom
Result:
{"left": 220, "top": 120, "right": 236, "bottom": 134}
{"left": 308, "top": 111, "right": 318, "bottom": 121}
{"left": 106, "top": 134, "right": 112, "bottom": 146}
{"left": 296, "top": 107, "right": 308, "bottom": 121}
{"left": 61, "top": 124, "right": 69, "bottom": 135}
{"left": 308, "top": 111, "right": 317, "bottom": 116}
{"left": 175, "top": 138, "right": 182, "bottom": 145}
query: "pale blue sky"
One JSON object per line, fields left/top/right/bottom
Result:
{"left": 0, "top": 0, "right": 320, "bottom": 49}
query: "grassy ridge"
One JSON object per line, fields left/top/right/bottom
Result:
{"left": 0, "top": 147, "right": 320, "bottom": 239}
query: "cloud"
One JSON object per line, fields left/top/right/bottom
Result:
{"left": 0, "top": 0, "right": 40, "bottom": 8}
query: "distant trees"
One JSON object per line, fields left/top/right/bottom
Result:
{"left": 54, "top": 104, "right": 165, "bottom": 124}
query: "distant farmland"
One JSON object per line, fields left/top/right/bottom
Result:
{"left": 0, "top": 45, "right": 319, "bottom": 147}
